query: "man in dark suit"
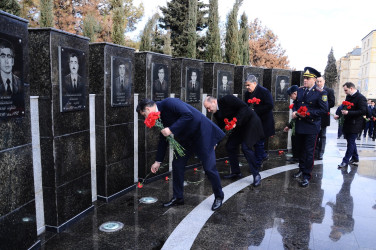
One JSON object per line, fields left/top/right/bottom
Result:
{"left": 204, "top": 95, "right": 265, "bottom": 187}
{"left": 0, "top": 39, "right": 24, "bottom": 115}
{"left": 338, "top": 82, "right": 367, "bottom": 168}
{"left": 153, "top": 66, "right": 168, "bottom": 93}
{"left": 363, "top": 99, "right": 373, "bottom": 138}
{"left": 218, "top": 75, "right": 233, "bottom": 98}
{"left": 136, "top": 98, "right": 225, "bottom": 211}
{"left": 112, "top": 63, "right": 131, "bottom": 105}
{"left": 244, "top": 74, "right": 275, "bottom": 169}
{"left": 188, "top": 70, "right": 199, "bottom": 92}
{"left": 275, "top": 78, "right": 289, "bottom": 101}
{"left": 292, "top": 67, "right": 328, "bottom": 187}
{"left": 315, "top": 76, "right": 335, "bottom": 160}
{"left": 63, "top": 53, "right": 84, "bottom": 94}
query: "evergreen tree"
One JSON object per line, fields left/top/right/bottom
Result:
{"left": 324, "top": 47, "right": 338, "bottom": 89}
{"left": 206, "top": 0, "right": 221, "bottom": 62}
{"left": 0, "top": 0, "right": 21, "bottom": 16}
{"left": 140, "top": 13, "right": 159, "bottom": 51}
{"left": 163, "top": 30, "right": 172, "bottom": 55}
{"left": 159, "top": 0, "right": 208, "bottom": 57}
{"left": 82, "top": 12, "right": 101, "bottom": 41}
{"left": 186, "top": 0, "right": 197, "bottom": 58}
{"left": 40, "top": 0, "right": 54, "bottom": 27}
{"left": 225, "top": 0, "right": 242, "bottom": 65}
{"left": 249, "top": 18, "right": 289, "bottom": 69}
{"left": 111, "top": 0, "right": 125, "bottom": 45}
{"left": 238, "top": 12, "right": 249, "bottom": 65}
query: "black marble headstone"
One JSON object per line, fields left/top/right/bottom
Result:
{"left": 0, "top": 10, "right": 40, "bottom": 249}
{"left": 292, "top": 71, "right": 304, "bottom": 87}
{"left": 263, "top": 69, "right": 292, "bottom": 150}
{"left": 234, "top": 66, "right": 264, "bottom": 101}
{"left": 135, "top": 52, "right": 171, "bottom": 179}
{"left": 28, "top": 28, "right": 92, "bottom": 232}
{"left": 89, "top": 43, "right": 135, "bottom": 201}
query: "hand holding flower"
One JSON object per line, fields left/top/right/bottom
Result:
{"left": 151, "top": 161, "right": 161, "bottom": 174}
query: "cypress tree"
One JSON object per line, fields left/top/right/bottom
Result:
{"left": 206, "top": 0, "right": 221, "bottom": 62}
{"left": 159, "top": 0, "right": 207, "bottom": 57}
{"left": 39, "top": 0, "right": 54, "bottom": 27}
{"left": 112, "top": 0, "right": 125, "bottom": 45}
{"left": 225, "top": 0, "right": 243, "bottom": 65}
{"left": 163, "top": 30, "right": 172, "bottom": 55}
{"left": 324, "top": 47, "right": 338, "bottom": 89}
{"left": 186, "top": 0, "right": 197, "bottom": 58}
{"left": 238, "top": 12, "right": 249, "bottom": 65}
{"left": 0, "top": 0, "right": 21, "bottom": 16}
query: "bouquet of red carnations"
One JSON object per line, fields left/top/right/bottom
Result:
{"left": 247, "top": 97, "right": 261, "bottom": 109}
{"left": 339, "top": 101, "right": 354, "bottom": 126}
{"left": 224, "top": 117, "right": 237, "bottom": 135}
{"left": 297, "top": 106, "right": 310, "bottom": 117}
{"left": 144, "top": 111, "right": 185, "bottom": 158}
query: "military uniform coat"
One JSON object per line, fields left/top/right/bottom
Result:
{"left": 320, "top": 86, "right": 335, "bottom": 128}
{"left": 293, "top": 85, "right": 328, "bottom": 134}
{"left": 244, "top": 85, "right": 275, "bottom": 138}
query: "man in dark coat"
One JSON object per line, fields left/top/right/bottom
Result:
{"left": 204, "top": 95, "right": 264, "bottom": 187}
{"left": 338, "top": 82, "right": 367, "bottom": 168}
{"left": 136, "top": 98, "right": 225, "bottom": 211}
{"left": 315, "top": 76, "right": 335, "bottom": 159}
{"left": 292, "top": 67, "right": 328, "bottom": 187}
{"left": 244, "top": 74, "right": 275, "bottom": 169}
{"left": 334, "top": 104, "right": 345, "bottom": 139}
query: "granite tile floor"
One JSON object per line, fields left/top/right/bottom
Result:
{"left": 40, "top": 119, "right": 376, "bottom": 250}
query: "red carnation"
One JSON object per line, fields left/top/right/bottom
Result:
{"left": 289, "top": 104, "right": 294, "bottom": 109}
{"left": 165, "top": 176, "right": 169, "bottom": 181}
{"left": 278, "top": 150, "right": 284, "bottom": 155}
{"left": 137, "top": 182, "right": 143, "bottom": 188}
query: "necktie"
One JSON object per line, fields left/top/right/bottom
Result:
{"left": 303, "top": 88, "right": 308, "bottom": 99}
{"left": 223, "top": 85, "right": 226, "bottom": 91}
{"left": 6, "top": 78, "right": 12, "bottom": 95}
{"left": 121, "top": 80, "right": 124, "bottom": 90}
{"left": 192, "top": 83, "right": 195, "bottom": 90}
{"left": 73, "top": 79, "right": 77, "bottom": 89}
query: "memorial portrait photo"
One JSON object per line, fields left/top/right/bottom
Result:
{"left": 0, "top": 34, "right": 25, "bottom": 118}
{"left": 111, "top": 56, "right": 132, "bottom": 107}
{"left": 152, "top": 63, "right": 168, "bottom": 101}
{"left": 217, "top": 71, "right": 233, "bottom": 98}
{"left": 275, "top": 75, "right": 290, "bottom": 101}
{"left": 186, "top": 67, "right": 201, "bottom": 103}
{"left": 59, "top": 47, "right": 86, "bottom": 112}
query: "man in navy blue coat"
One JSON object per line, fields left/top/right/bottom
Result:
{"left": 136, "top": 98, "right": 225, "bottom": 211}
{"left": 244, "top": 74, "right": 275, "bottom": 169}
{"left": 204, "top": 95, "right": 265, "bottom": 187}
{"left": 292, "top": 67, "right": 328, "bottom": 187}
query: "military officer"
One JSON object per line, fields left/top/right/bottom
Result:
{"left": 291, "top": 67, "right": 328, "bottom": 187}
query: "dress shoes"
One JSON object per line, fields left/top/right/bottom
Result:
{"left": 349, "top": 158, "right": 359, "bottom": 165}
{"left": 292, "top": 170, "right": 302, "bottom": 178}
{"left": 223, "top": 173, "right": 243, "bottom": 179}
{"left": 163, "top": 197, "right": 184, "bottom": 207}
{"left": 338, "top": 162, "right": 348, "bottom": 169}
{"left": 253, "top": 174, "right": 261, "bottom": 187}
{"left": 211, "top": 197, "right": 223, "bottom": 211}
{"left": 299, "top": 179, "right": 309, "bottom": 187}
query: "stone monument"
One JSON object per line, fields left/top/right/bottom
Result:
{"left": 89, "top": 43, "right": 135, "bottom": 202}
{"left": 234, "top": 66, "right": 264, "bottom": 100}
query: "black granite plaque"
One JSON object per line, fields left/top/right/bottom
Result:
{"left": 292, "top": 71, "right": 304, "bottom": 87}
{"left": 217, "top": 70, "right": 234, "bottom": 98}
{"left": 152, "top": 63, "right": 169, "bottom": 101}
{"left": 111, "top": 56, "right": 132, "bottom": 107}
{"left": 186, "top": 67, "right": 201, "bottom": 103}
{"left": 0, "top": 33, "right": 25, "bottom": 118}
{"left": 59, "top": 46, "right": 86, "bottom": 112}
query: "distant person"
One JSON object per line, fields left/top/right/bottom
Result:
{"left": 315, "top": 76, "right": 335, "bottom": 160}
{"left": 334, "top": 104, "right": 345, "bottom": 139}
{"left": 337, "top": 82, "right": 367, "bottom": 169}
{"left": 63, "top": 53, "right": 84, "bottom": 94}
{"left": 363, "top": 99, "right": 373, "bottom": 138}
{"left": 283, "top": 85, "right": 299, "bottom": 162}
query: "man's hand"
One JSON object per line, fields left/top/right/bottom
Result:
{"left": 151, "top": 161, "right": 161, "bottom": 174}
{"left": 283, "top": 126, "right": 290, "bottom": 132}
{"left": 341, "top": 110, "right": 348, "bottom": 115}
{"left": 334, "top": 114, "right": 339, "bottom": 120}
{"left": 161, "top": 127, "right": 172, "bottom": 137}
{"left": 292, "top": 111, "right": 297, "bottom": 119}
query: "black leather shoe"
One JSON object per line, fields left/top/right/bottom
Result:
{"left": 349, "top": 159, "right": 359, "bottom": 165}
{"left": 223, "top": 173, "right": 243, "bottom": 179}
{"left": 338, "top": 162, "right": 348, "bottom": 169}
{"left": 163, "top": 197, "right": 184, "bottom": 207}
{"left": 292, "top": 170, "right": 302, "bottom": 178}
{"left": 211, "top": 198, "right": 223, "bottom": 211}
{"left": 253, "top": 174, "right": 261, "bottom": 187}
{"left": 299, "top": 179, "right": 309, "bottom": 187}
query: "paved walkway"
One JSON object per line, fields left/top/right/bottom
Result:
{"left": 40, "top": 118, "right": 376, "bottom": 250}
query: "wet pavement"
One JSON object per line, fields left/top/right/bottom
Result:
{"left": 40, "top": 118, "right": 376, "bottom": 250}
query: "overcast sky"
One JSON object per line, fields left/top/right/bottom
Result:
{"left": 130, "top": 0, "right": 375, "bottom": 73}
